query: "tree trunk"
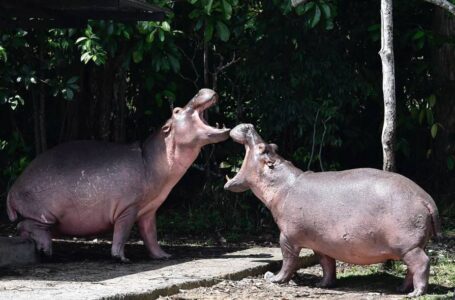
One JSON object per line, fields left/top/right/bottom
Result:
{"left": 379, "top": 0, "right": 397, "bottom": 172}
{"left": 113, "top": 68, "right": 127, "bottom": 143}
{"left": 432, "top": 7, "right": 455, "bottom": 202}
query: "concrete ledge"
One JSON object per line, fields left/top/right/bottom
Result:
{"left": 0, "top": 237, "right": 38, "bottom": 267}
{"left": 0, "top": 246, "right": 316, "bottom": 300}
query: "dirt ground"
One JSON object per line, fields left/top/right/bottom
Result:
{"left": 161, "top": 238, "right": 455, "bottom": 300}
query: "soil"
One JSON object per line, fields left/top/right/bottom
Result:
{"left": 161, "top": 237, "right": 455, "bottom": 300}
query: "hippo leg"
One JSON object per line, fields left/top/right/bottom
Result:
{"left": 402, "top": 247, "right": 430, "bottom": 297}
{"left": 314, "top": 251, "right": 336, "bottom": 287}
{"left": 17, "top": 219, "right": 53, "bottom": 256}
{"left": 111, "top": 208, "right": 137, "bottom": 263}
{"left": 138, "top": 212, "right": 171, "bottom": 259}
{"left": 397, "top": 270, "right": 414, "bottom": 293}
{"left": 268, "top": 233, "right": 301, "bottom": 283}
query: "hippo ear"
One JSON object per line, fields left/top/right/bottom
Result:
{"left": 269, "top": 143, "right": 278, "bottom": 152}
{"left": 257, "top": 143, "right": 266, "bottom": 154}
{"left": 162, "top": 120, "right": 172, "bottom": 133}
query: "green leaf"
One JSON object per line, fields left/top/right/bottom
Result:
{"left": 67, "top": 76, "right": 78, "bottom": 84}
{"left": 320, "top": 3, "right": 331, "bottom": 19}
{"left": 325, "top": 19, "right": 334, "bottom": 30}
{"left": 310, "top": 5, "right": 321, "bottom": 28}
{"left": 431, "top": 123, "right": 438, "bottom": 138}
{"left": 107, "top": 22, "right": 114, "bottom": 35}
{"left": 204, "top": 22, "right": 214, "bottom": 42}
{"left": 195, "top": 19, "right": 204, "bottom": 31}
{"left": 205, "top": 0, "right": 214, "bottom": 15}
{"left": 161, "top": 21, "right": 171, "bottom": 32}
{"left": 159, "top": 30, "right": 165, "bottom": 42}
{"left": 66, "top": 88, "right": 74, "bottom": 100}
{"left": 75, "top": 37, "right": 87, "bottom": 44}
{"left": 302, "top": 2, "right": 315, "bottom": 14}
{"left": 146, "top": 30, "right": 156, "bottom": 43}
{"left": 412, "top": 30, "right": 425, "bottom": 40}
{"left": 447, "top": 156, "right": 455, "bottom": 171}
{"left": 216, "top": 21, "right": 230, "bottom": 42}
{"left": 220, "top": 161, "right": 231, "bottom": 168}
{"left": 428, "top": 94, "right": 436, "bottom": 107}
{"left": 132, "top": 50, "right": 143, "bottom": 63}
{"left": 221, "top": 0, "right": 232, "bottom": 20}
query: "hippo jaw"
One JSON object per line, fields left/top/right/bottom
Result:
{"left": 224, "top": 124, "right": 264, "bottom": 193}
{"left": 168, "top": 89, "right": 230, "bottom": 147}
{"left": 224, "top": 145, "right": 251, "bottom": 193}
{"left": 189, "top": 89, "right": 230, "bottom": 144}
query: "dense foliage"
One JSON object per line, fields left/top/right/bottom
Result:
{"left": 0, "top": 0, "right": 454, "bottom": 239}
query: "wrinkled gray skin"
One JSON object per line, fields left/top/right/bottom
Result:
{"left": 224, "top": 124, "right": 442, "bottom": 297}
{"left": 7, "top": 89, "right": 230, "bottom": 262}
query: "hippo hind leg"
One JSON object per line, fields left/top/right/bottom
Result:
{"left": 401, "top": 247, "right": 430, "bottom": 297}
{"left": 314, "top": 251, "right": 336, "bottom": 288}
{"left": 397, "top": 269, "right": 414, "bottom": 293}
{"left": 17, "top": 219, "right": 53, "bottom": 256}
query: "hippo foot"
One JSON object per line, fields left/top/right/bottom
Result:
{"left": 315, "top": 279, "right": 336, "bottom": 288}
{"left": 112, "top": 255, "right": 131, "bottom": 263}
{"left": 264, "top": 271, "right": 289, "bottom": 284}
{"left": 150, "top": 249, "right": 171, "bottom": 260}
{"left": 37, "top": 246, "right": 53, "bottom": 257}
{"left": 407, "top": 288, "right": 425, "bottom": 298}
{"left": 396, "top": 284, "right": 412, "bottom": 294}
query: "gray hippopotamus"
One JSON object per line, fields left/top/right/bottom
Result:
{"left": 224, "top": 124, "right": 441, "bottom": 297}
{"left": 7, "top": 89, "right": 230, "bottom": 262}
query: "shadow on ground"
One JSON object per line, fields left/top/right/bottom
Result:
{"left": 0, "top": 239, "right": 248, "bottom": 282}
{"left": 294, "top": 271, "right": 452, "bottom": 297}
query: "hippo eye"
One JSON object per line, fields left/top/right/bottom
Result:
{"left": 173, "top": 108, "right": 182, "bottom": 114}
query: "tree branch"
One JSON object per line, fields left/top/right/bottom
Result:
{"left": 424, "top": 0, "right": 455, "bottom": 16}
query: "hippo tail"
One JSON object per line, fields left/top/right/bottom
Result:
{"left": 423, "top": 200, "right": 443, "bottom": 241}
{"left": 6, "top": 192, "right": 18, "bottom": 222}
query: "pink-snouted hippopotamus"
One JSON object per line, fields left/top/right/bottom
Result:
{"left": 7, "top": 89, "right": 230, "bottom": 262}
{"left": 224, "top": 124, "right": 442, "bottom": 297}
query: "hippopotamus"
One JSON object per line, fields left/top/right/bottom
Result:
{"left": 7, "top": 89, "right": 230, "bottom": 262}
{"left": 224, "top": 124, "right": 441, "bottom": 297}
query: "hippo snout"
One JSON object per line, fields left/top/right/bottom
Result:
{"left": 230, "top": 124, "right": 255, "bottom": 144}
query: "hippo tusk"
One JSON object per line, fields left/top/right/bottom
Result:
{"left": 225, "top": 175, "right": 231, "bottom": 181}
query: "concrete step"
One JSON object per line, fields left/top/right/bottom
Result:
{"left": 0, "top": 245, "right": 316, "bottom": 300}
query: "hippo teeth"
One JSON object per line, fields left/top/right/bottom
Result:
{"left": 222, "top": 123, "right": 226, "bottom": 129}
{"left": 216, "top": 122, "right": 220, "bottom": 129}
{"left": 225, "top": 175, "right": 231, "bottom": 181}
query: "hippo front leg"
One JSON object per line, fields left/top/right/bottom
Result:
{"left": 111, "top": 207, "right": 137, "bottom": 263}
{"left": 266, "top": 233, "right": 301, "bottom": 283}
{"left": 138, "top": 212, "right": 171, "bottom": 259}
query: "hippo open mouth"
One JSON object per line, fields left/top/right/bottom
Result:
{"left": 186, "top": 89, "right": 230, "bottom": 141}
{"left": 224, "top": 124, "right": 262, "bottom": 192}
